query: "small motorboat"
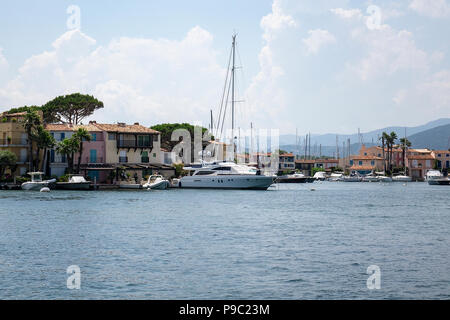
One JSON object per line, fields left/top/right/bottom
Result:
{"left": 378, "top": 176, "right": 393, "bottom": 183}
{"left": 276, "top": 173, "right": 311, "bottom": 183}
{"left": 329, "top": 172, "right": 343, "bottom": 181}
{"left": 362, "top": 173, "right": 379, "bottom": 182}
{"left": 56, "top": 174, "right": 91, "bottom": 190}
{"left": 313, "top": 171, "right": 327, "bottom": 181}
{"left": 342, "top": 173, "right": 362, "bottom": 182}
{"left": 118, "top": 181, "right": 143, "bottom": 189}
{"left": 21, "top": 172, "right": 56, "bottom": 191}
{"left": 143, "top": 175, "right": 170, "bottom": 190}
{"left": 392, "top": 175, "right": 412, "bottom": 182}
{"left": 426, "top": 170, "right": 443, "bottom": 185}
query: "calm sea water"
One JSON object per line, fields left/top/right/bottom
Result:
{"left": 0, "top": 182, "right": 449, "bottom": 300}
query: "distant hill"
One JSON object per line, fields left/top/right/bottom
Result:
{"left": 280, "top": 118, "right": 450, "bottom": 146}
{"left": 408, "top": 124, "right": 450, "bottom": 150}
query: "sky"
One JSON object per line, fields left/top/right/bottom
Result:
{"left": 0, "top": 0, "right": 449, "bottom": 135}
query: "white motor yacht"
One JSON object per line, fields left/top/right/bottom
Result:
{"left": 143, "top": 175, "right": 170, "bottom": 190}
{"left": 21, "top": 172, "right": 56, "bottom": 191}
{"left": 426, "top": 170, "right": 443, "bottom": 185}
{"left": 179, "top": 162, "right": 275, "bottom": 190}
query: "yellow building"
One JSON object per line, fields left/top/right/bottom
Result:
{"left": 0, "top": 111, "right": 43, "bottom": 176}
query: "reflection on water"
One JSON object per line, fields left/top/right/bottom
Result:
{"left": 0, "top": 182, "right": 449, "bottom": 299}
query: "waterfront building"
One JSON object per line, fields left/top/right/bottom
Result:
{"left": 348, "top": 155, "right": 384, "bottom": 175}
{"left": 406, "top": 149, "right": 435, "bottom": 180}
{"left": 359, "top": 145, "right": 404, "bottom": 168}
{"left": 431, "top": 150, "right": 450, "bottom": 170}
{"left": 0, "top": 111, "right": 43, "bottom": 176}
{"left": 295, "top": 159, "right": 315, "bottom": 176}
{"left": 314, "top": 159, "right": 339, "bottom": 172}
{"left": 279, "top": 153, "right": 295, "bottom": 171}
{"left": 45, "top": 123, "right": 105, "bottom": 180}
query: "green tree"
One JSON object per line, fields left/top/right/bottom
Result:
{"left": 72, "top": 127, "right": 92, "bottom": 173}
{"left": 22, "top": 110, "right": 42, "bottom": 172}
{"left": 34, "top": 125, "right": 56, "bottom": 172}
{"left": 42, "top": 93, "right": 104, "bottom": 124}
{"left": 379, "top": 132, "right": 388, "bottom": 173}
{"left": 56, "top": 138, "right": 79, "bottom": 174}
{"left": 387, "top": 132, "right": 398, "bottom": 171}
{"left": 0, "top": 150, "right": 17, "bottom": 180}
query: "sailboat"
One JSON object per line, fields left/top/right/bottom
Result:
{"left": 179, "top": 34, "right": 275, "bottom": 190}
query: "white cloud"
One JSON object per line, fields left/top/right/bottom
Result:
{"left": 0, "top": 27, "right": 226, "bottom": 126}
{"left": 350, "top": 27, "right": 429, "bottom": 80}
{"left": 260, "top": 0, "right": 297, "bottom": 41}
{"left": 302, "top": 29, "right": 336, "bottom": 55}
{"left": 409, "top": 0, "right": 450, "bottom": 18}
{"left": 331, "top": 8, "right": 363, "bottom": 20}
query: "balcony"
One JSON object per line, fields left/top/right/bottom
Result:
{"left": 117, "top": 140, "right": 152, "bottom": 148}
{"left": 119, "top": 156, "right": 128, "bottom": 163}
{"left": 84, "top": 157, "right": 104, "bottom": 164}
{"left": 0, "top": 138, "right": 28, "bottom": 147}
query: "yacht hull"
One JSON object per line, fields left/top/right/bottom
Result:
{"left": 55, "top": 182, "right": 91, "bottom": 190}
{"left": 180, "top": 175, "right": 274, "bottom": 190}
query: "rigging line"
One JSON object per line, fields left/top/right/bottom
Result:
{"left": 215, "top": 45, "right": 233, "bottom": 140}
{"left": 219, "top": 72, "right": 233, "bottom": 140}
{"left": 235, "top": 42, "right": 250, "bottom": 125}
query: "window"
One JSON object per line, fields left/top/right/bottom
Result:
{"left": 141, "top": 151, "right": 149, "bottom": 163}
{"left": 350, "top": 160, "right": 354, "bottom": 165}
{"left": 108, "top": 133, "right": 116, "bottom": 140}
{"left": 90, "top": 149, "right": 97, "bottom": 163}
{"left": 371, "top": 161, "right": 375, "bottom": 166}
{"left": 153, "top": 135, "right": 159, "bottom": 142}
{"left": 359, "top": 161, "right": 363, "bottom": 166}
{"left": 60, "top": 132, "right": 65, "bottom": 141}
{"left": 91, "top": 133, "right": 97, "bottom": 141}
{"left": 138, "top": 135, "right": 150, "bottom": 147}
{"left": 213, "top": 167, "right": 231, "bottom": 171}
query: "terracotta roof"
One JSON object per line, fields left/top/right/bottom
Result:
{"left": 45, "top": 123, "right": 102, "bottom": 132}
{"left": 92, "top": 123, "right": 159, "bottom": 134}
{"left": 349, "top": 165, "right": 376, "bottom": 170}
{"left": 1, "top": 112, "right": 27, "bottom": 117}
{"left": 280, "top": 153, "right": 294, "bottom": 157}
{"left": 295, "top": 159, "right": 315, "bottom": 164}
{"left": 432, "top": 150, "right": 450, "bottom": 154}
{"left": 408, "top": 149, "right": 432, "bottom": 154}
{"left": 350, "top": 155, "right": 383, "bottom": 160}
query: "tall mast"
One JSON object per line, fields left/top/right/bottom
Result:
{"left": 231, "top": 34, "right": 236, "bottom": 147}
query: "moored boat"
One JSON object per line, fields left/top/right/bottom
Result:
{"left": 143, "top": 175, "right": 170, "bottom": 190}
{"left": 392, "top": 175, "right": 412, "bottom": 182}
{"left": 21, "top": 172, "right": 56, "bottom": 191}
{"left": 56, "top": 174, "right": 91, "bottom": 190}
{"left": 179, "top": 162, "right": 275, "bottom": 190}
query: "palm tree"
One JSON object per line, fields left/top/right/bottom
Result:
{"left": 388, "top": 132, "right": 398, "bottom": 171}
{"left": 380, "top": 132, "right": 390, "bottom": 173}
{"left": 72, "top": 128, "right": 91, "bottom": 174}
{"left": 56, "top": 138, "right": 78, "bottom": 174}
{"left": 34, "top": 125, "right": 56, "bottom": 172}
{"left": 22, "top": 110, "right": 41, "bottom": 172}
{"left": 399, "top": 137, "right": 411, "bottom": 170}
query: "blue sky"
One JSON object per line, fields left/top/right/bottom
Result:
{"left": 1, "top": 0, "right": 449, "bottom": 135}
